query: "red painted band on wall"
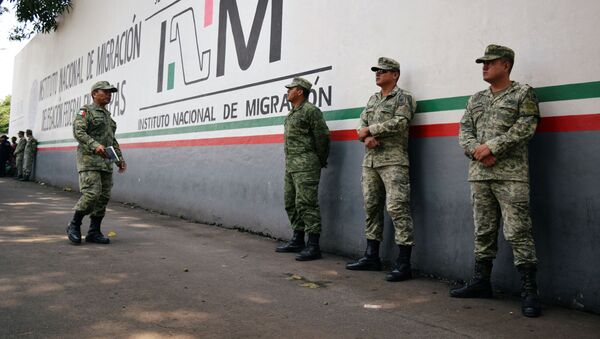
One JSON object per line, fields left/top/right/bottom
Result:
{"left": 37, "top": 113, "right": 600, "bottom": 151}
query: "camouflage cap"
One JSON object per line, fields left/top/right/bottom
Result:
{"left": 91, "top": 81, "right": 118, "bottom": 92}
{"left": 476, "top": 44, "right": 515, "bottom": 63}
{"left": 371, "top": 57, "right": 400, "bottom": 72}
{"left": 284, "top": 77, "right": 312, "bottom": 91}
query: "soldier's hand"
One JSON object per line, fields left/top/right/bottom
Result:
{"left": 358, "top": 127, "right": 371, "bottom": 141}
{"left": 364, "top": 136, "right": 379, "bottom": 149}
{"left": 118, "top": 160, "right": 127, "bottom": 173}
{"left": 481, "top": 155, "right": 496, "bottom": 167}
{"left": 473, "top": 144, "right": 492, "bottom": 161}
{"left": 95, "top": 144, "right": 107, "bottom": 158}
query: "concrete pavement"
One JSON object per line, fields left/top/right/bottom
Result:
{"left": 1, "top": 178, "right": 599, "bottom": 338}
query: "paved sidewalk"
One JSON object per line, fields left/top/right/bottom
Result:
{"left": 1, "top": 178, "right": 598, "bottom": 339}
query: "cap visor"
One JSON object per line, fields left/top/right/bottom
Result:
{"left": 475, "top": 55, "right": 502, "bottom": 63}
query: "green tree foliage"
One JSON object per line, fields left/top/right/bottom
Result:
{"left": 0, "top": 0, "right": 72, "bottom": 41}
{"left": 0, "top": 96, "right": 10, "bottom": 133}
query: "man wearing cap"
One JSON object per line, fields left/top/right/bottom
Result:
{"left": 21, "top": 129, "right": 38, "bottom": 181}
{"left": 275, "top": 77, "right": 330, "bottom": 261}
{"left": 66, "top": 81, "right": 127, "bottom": 245}
{"left": 13, "top": 131, "right": 26, "bottom": 179}
{"left": 346, "top": 57, "right": 417, "bottom": 282}
{"left": 451, "top": 44, "right": 541, "bottom": 318}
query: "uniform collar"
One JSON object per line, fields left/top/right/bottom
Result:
{"left": 377, "top": 85, "right": 400, "bottom": 99}
{"left": 289, "top": 99, "right": 307, "bottom": 114}
{"left": 90, "top": 103, "right": 109, "bottom": 113}
{"left": 484, "top": 81, "right": 516, "bottom": 100}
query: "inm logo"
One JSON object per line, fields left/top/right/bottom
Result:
{"left": 156, "top": 0, "right": 282, "bottom": 92}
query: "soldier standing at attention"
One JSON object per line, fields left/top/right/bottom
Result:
{"left": 21, "top": 129, "right": 38, "bottom": 181}
{"left": 451, "top": 44, "right": 541, "bottom": 318}
{"left": 66, "top": 81, "right": 127, "bottom": 245}
{"left": 13, "top": 131, "right": 26, "bottom": 179}
{"left": 346, "top": 57, "right": 417, "bottom": 282}
{"left": 275, "top": 77, "right": 330, "bottom": 261}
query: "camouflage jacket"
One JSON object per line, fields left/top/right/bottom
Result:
{"left": 284, "top": 100, "right": 330, "bottom": 172}
{"left": 73, "top": 104, "right": 123, "bottom": 172}
{"left": 13, "top": 138, "right": 26, "bottom": 156}
{"left": 358, "top": 86, "right": 416, "bottom": 167}
{"left": 24, "top": 138, "right": 38, "bottom": 157}
{"left": 459, "top": 81, "right": 540, "bottom": 182}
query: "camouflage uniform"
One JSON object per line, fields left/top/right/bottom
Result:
{"left": 359, "top": 85, "right": 416, "bottom": 245}
{"left": 284, "top": 96, "right": 330, "bottom": 235}
{"left": 73, "top": 103, "right": 123, "bottom": 218}
{"left": 23, "top": 136, "right": 38, "bottom": 179}
{"left": 13, "top": 136, "right": 26, "bottom": 178}
{"left": 459, "top": 81, "right": 540, "bottom": 266}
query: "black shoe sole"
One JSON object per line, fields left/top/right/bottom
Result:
{"left": 68, "top": 238, "right": 82, "bottom": 245}
{"left": 275, "top": 247, "right": 304, "bottom": 253}
{"left": 522, "top": 309, "right": 541, "bottom": 317}
{"left": 85, "top": 238, "right": 110, "bottom": 244}
{"left": 295, "top": 254, "right": 322, "bottom": 261}
{"left": 385, "top": 275, "right": 412, "bottom": 282}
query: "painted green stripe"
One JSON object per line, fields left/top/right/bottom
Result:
{"left": 118, "top": 115, "right": 286, "bottom": 139}
{"left": 535, "top": 81, "right": 600, "bottom": 102}
{"left": 324, "top": 107, "right": 362, "bottom": 120}
{"left": 417, "top": 96, "right": 470, "bottom": 113}
{"left": 167, "top": 63, "right": 175, "bottom": 90}
{"left": 41, "top": 138, "right": 75, "bottom": 145}
{"left": 38, "top": 80, "right": 600, "bottom": 145}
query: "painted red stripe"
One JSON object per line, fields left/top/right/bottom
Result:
{"left": 331, "top": 129, "right": 358, "bottom": 141}
{"left": 38, "top": 146, "right": 77, "bottom": 152}
{"left": 410, "top": 123, "right": 459, "bottom": 138}
{"left": 537, "top": 113, "right": 600, "bottom": 133}
{"left": 120, "top": 134, "right": 283, "bottom": 149}
{"left": 204, "top": 0, "right": 213, "bottom": 27}
{"left": 37, "top": 114, "right": 600, "bottom": 151}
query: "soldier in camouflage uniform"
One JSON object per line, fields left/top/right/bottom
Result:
{"left": 451, "top": 45, "right": 541, "bottom": 318}
{"left": 21, "top": 129, "right": 38, "bottom": 181}
{"left": 276, "top": 77, "right": 330, "bottom": 261}
{"left": 66, "top": 81, "right": 127, "bottom": 245}
{"left": 346, "top": 57, "right": 417, "bottom": 282}
{"left": 13, "top": 131, "right": 26, "bottom": 179}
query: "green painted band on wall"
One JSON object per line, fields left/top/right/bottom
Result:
{"left": 38, "top": 80, "right": 600, "bottom": 145}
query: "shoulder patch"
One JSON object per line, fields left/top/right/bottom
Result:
{"left": 79, "top": 110, "right": 87, "bottom": 118}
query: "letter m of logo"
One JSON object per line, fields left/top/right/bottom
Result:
{"left": 217, "top": 0, "right": 283, "bottom": 77}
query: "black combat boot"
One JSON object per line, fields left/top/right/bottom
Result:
{"left": 275, "top": 230, "right": 305, "bottom": 253}
{"left": 518, "top": 264, "right": 541, "bottom": 317}
{"left": 66, "top": 211, "right": 85, "bottom": 244}
{"left": 346, "top": 239, "right": 382, "bottom": 271}
{"left": 296, "top": 233, "right": 322, "bottom": 261}
{"left": 85, "top": 216, "right": 110, "bottom": 244}
{"left": 450, "top": 260, "right": 493, "bottom": 298}
{"left": 385, "top": 245, "right": 413, "bottom": 281}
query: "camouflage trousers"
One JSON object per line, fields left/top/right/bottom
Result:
{"left": 284, "top": 169, "right": 322, "bottom": 234}
{"left": 23, "top": 153, "right": 34, "bottom": 177}
{"left": 471, "top": 180, "right": 537, "bottom": 266}
{"left": 362, "top": 165, "right": 414, "bottom": 245}
{"left": 15, "top": 154, "right": 24, "bottom": 177}
{"left": 74, "top": 170, "right": 113, "bottom": 217}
